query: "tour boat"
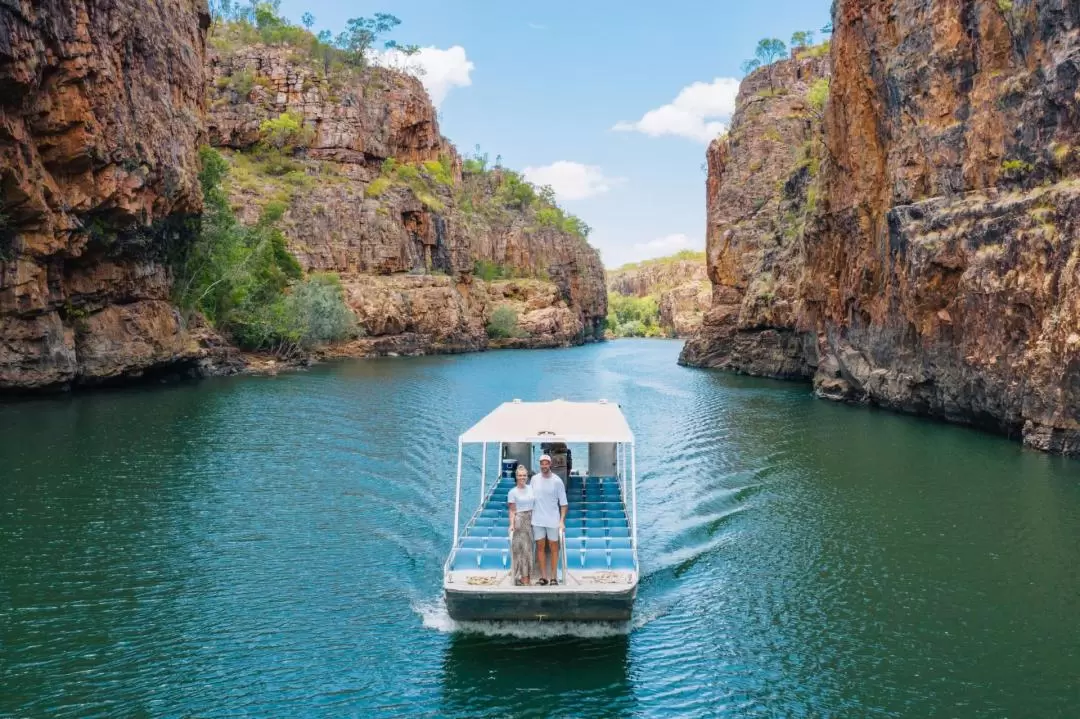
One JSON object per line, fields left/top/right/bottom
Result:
{"left": 442, "top": 399, "right": 639, "bottom": 621}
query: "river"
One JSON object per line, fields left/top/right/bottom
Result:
{"left": 2, "top": 340, "right": 1078, "bottom": 717}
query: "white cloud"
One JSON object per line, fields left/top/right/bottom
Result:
{"left": 613, "top": 77, "right": 740, "bottom": 143}
{"left": 371, "top": 45, "right": 474, "bottom": 107}
{"left": 528, "top": 22, "right": 547, "bottom": 30}
{"left": 522, "top": 161, "right": 622, "bottom": 201}
{"left": 631, "top": 233, "right": 698, "bottom": 256}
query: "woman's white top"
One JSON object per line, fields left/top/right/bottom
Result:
{"left": 507, "top": 485, "right": 535, "bottom": 512}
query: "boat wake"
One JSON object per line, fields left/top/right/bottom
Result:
{"left": 414, "top": 598, "right": 662, "bottom": 639}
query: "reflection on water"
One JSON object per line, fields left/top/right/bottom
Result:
{"left": 441, "top": 633, "right": 634, "bottom": 718}
{"left": 2, "top": 340, "right": 1080, "bottom": 717}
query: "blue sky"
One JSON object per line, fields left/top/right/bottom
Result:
{"left": 275, "top": 0, "right": 832, "bottom": 267}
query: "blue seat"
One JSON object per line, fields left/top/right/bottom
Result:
{"left": 608, "top": 527, "right": 630, "bottom": 538}
{"left": 585, "top": 517, "right": 607, "bottom": 528}
{"left": 474, "top": 517, "right": 495, "bottom": 527}
{"left": 481, "top": 509, "right": 503, "bottom": 518}
{"left": 565, "top": 526, "right": 585, "bottom": 538}
{"left": 478, "top": 549, "right": 510, "bottom": 570}
{"left": 565, "top": 536, "right": 589, "bottom": 550}
{"left": 452, "top": 548, "right": 480, "bottom": 570}
{"left": 461, "top": 536, "right": 486, "bottom": 548}
{"left": 610, "top": 549, "right": 635, "bottom": 570}
{"left": 468, "top": 525, "right": 496, "bottom": 537}
{"left": 607, "top": 537, "right": 632, "bottom": 549}
{"left": 585, "top": 527, "right": 607, "bottom": 538}
{"left": 582, "top": 549, "right": 609, "bottom": 569}
{"left": 485, "top": 536, "right": 510, "bottom": 551}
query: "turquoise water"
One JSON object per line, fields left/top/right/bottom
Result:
{"left": 2, "top": 340, "right": 1079, "bottom": 717}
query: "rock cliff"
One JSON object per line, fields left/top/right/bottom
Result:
{"left": 607, "top": 254, "right": 710, "bottom": 337}
{"left": 680, "top": 50, "right": 829, "bottom": 375}
{"left": 0, "top": 0, "right": 210, "bottom": 390}
{"left": 684, "top": 1, "right": 1080, "bottom": 456}
{"left": 205, "top": 42, "right": 606, "bottom": 354}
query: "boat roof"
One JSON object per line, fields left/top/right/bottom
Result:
{"left": 459, "top": 399, "right": 634, "bottom": 444}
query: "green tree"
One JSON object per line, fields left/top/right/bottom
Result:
{"left": 740, "top": 59, "right": 761, "bottom": 76}
{"left": 335, "top": 13, "right": 401, "bottom": 66}
{"left": 791, "top": 30, "right": 815, "bottom": 47}
{"left": 754, "top": 37, "right": 788, "bottom": 90}
{"left": 301, "top": 11, "right": 314, "bottom": 28}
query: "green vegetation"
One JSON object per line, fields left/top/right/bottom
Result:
{"left": 790, "top": 30, "right": 815, "bottom": 48}
{"left": 208, "top": 1, "right": 416, "bottom": 76}
{"left": 486, "top": 305, "right": 528, "bottom": 339}
{"left": 605, "top": 293, "right": 666, "bottom": 338}
{"left": 806, "top": 77, "right": 830, "bottom": 118}
{"left": 174, "top": 147, "right": 356, "bottom": 356}
{"left": 613, "top": 249, "right": 705, "bottom": 273}
{"left": 364, "top": 156, "right": 454, "bottom": 210}
{"left": 258, "top": 110, "right": 314, "bottom": 151}
{"left": 1001, "top": 159, "right": 1034, "bottom": 180}
{"left": 796, "top": 41, "right": 831, "bottom": 60}
{"left": 457, "top": 147, "right": 592, "bottom": 243}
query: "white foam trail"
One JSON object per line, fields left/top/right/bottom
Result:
{"left": 414, "top": 598, "right": 661, "bottom": 638}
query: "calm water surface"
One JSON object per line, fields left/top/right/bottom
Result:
{"left": 2, "top": 340, "right": 1079, "bottom": 717}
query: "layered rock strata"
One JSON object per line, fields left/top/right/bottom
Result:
{"left": 0, "top": 0, "right": 210, "bottom": 390}
{"left": 206, "top": 44, "right": 606, "bottom": 353}
{"left": 684, "top": 1, "right": 1080, "bottom": 455}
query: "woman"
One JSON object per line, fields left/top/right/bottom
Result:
{"left": 507, "top": 464, "right": 536, "bottom": 586}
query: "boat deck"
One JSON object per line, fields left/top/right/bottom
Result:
{"left": 445, "top": 474, "right": 638, "bottom": 587}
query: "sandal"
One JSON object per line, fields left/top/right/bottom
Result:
{"left": 549, "top": 578, "right": 559, "bottom": 586}
{"left": 514, "top": 578, "right": 523, "bottom": 586}
{"left": 538, "top": 578, "right": 548, "bottom": 586}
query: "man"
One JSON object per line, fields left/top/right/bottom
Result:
{"left": 530, "top": 453, "right": 568, "bottom": 586}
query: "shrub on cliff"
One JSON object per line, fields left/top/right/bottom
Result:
{"left": 259, "top": 111, "right": 315, "bottom": 152}
{"left": 486, "top": 306, "right": 527, "bottom": 339}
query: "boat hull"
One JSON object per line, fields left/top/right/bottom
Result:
{"left": 445, "top": 586, "right": 636, "bottom": 622}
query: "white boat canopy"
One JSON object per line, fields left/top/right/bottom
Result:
{"left": 459, "top": 399, "right": 634, "bottom": 444}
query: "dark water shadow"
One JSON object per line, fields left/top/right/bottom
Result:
{"left": 439, "top": 631, "right": 635, "bottom": 718}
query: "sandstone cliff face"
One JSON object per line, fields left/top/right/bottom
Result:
{"left": 607, "top": 258, "right": 710, "bottom": 337}
{"left": 806, "top": 0, "right": 1080, "bottom": 454}
{"left": 0, "top": 0, "right": 210, "bottom": 390}
{"left": 680, "top": 52, "right": 829, "bottom": 374}
{"left": 205, "top": 44, "right": 606, "bottom": 352}
{"left": 685, "top": 1, "right": 1080, "bottom": 456}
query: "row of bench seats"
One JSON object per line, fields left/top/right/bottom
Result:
{"left": 452, "top": 547, "right": 636, "bottom": 571}
{"left": 479, "top": 504, "right": 626, "bottom": 518}
{"left": 464, "top": 524, "right": 631, "bottom": 539}
{"left": 460, "top": 535, "right": 633, "bottom": 551}
{"left": 471, "top": 516, "right": 628, "bottom": 529}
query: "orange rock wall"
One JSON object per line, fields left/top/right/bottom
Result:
{"left": 0, "top": 0, "right": 210, "bottom": 389}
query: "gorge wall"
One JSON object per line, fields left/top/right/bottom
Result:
{"left": 606, "top": 256, "right": 710, "bottom": 337}
{"left": 205, "top": 42, "right": 606, "bottom": 356}
{"left": 0, "top": 6, "right": 607, "bottom": 392}
{"left": 0, "top": 0, "right": 210, "bottom": 390}
{"left": 683, "top": 0, "right": 1080, "bottom": 456}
